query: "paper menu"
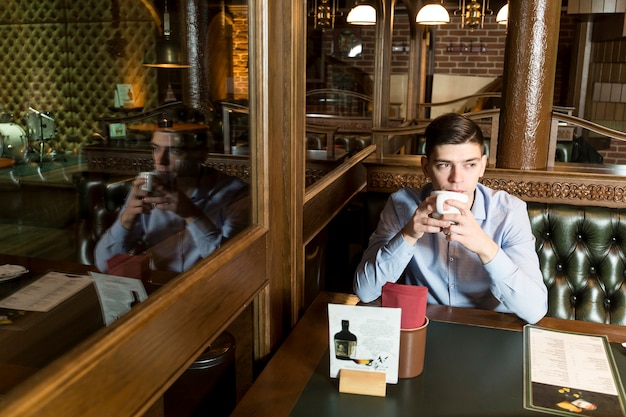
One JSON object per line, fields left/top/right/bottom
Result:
{"left": 524, "top": 325, "right": 626, "bottom": 416}
{"left": 0, "top": 271, "right": 92, "bottom": 312}
{"left": 89, "top": 272, "right": 147, "bottom": 326}
{"left": 328, "top": 303, "right": 401, "bottom": 384}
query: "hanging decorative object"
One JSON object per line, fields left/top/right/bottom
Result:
{"left": 312, "top": 0, "right": 338, "bottom": 30}
{"left": 454, "top": 0, "right": 492, "bottom": 30}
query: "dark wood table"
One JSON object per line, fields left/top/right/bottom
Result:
{"left": 230, "top": 291, "right": 626, "bottom": 417}
{"left": 0, "top": 254, "right": 176, "bottom": 399}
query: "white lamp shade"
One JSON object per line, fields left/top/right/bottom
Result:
{"left": 346, "top": 4, "right": 376, "bottom": 25}
{"left": 496, "top": 4, "right": 509, "bottom": 24}
{"left": 416, "top": 4, "right": 450, "bottom": 25}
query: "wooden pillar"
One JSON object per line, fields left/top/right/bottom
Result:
{"left": 372, "top": 0, "right": 395, "bottom": 128}
{"left": 181, "top": 0, "right": 213, "bottom": 119}
{"left": 404, "top": 0, "right": 421, "bottom": 121}
{"left": 497, "top": 0, "right": 561, "bottom": 170}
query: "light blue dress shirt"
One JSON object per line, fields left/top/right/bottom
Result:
{"left": 354, "top": 183, "right": 548, "bottom": 324}
{"left": 95, "top": 168, "right": 250, "bottom": 273}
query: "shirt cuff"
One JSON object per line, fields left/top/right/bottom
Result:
{"left": 389, "top": 232, "right": 417, "bottom": 257}
{"left": 186, "top": 216, "right": 216, "bottom": 239}
{"left": 110, "top": 220, "right": 131, "bottom": 241}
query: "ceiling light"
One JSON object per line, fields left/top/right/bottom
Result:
{"left": 416, "top": 2, "right": 450, "bottom": 25}
{"left": 347, "top": 4, "right": 376, "bottom": 25}
{"left": 496, "top": 4, "right": 509, "bottom": 25}
{"left": 143, "top": 0, "right": 190, "bottom": 68}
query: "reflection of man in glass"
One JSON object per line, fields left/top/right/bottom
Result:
{"left": 95, "top": 124, "right": 250, "bottom": 273}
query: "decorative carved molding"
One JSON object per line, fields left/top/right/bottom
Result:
{"left": 368, "top": 171, "right": 428, "bottom": 192}
{"left": 480, "top": 178, "right": 626, "bottom": 204}
{"left": 204, "top": 161, "right": 251, "bottom": 182}
{"left": 306, "top": 168, "right": 330, "bottom": 186}
{"left": 364, "top": 159, "right": 626, "bottom": 208}
{"left": 87, "top": 154, "right": 153, "bottom": 174}
{"left": 84, "top": 143, "right": 253, "bottom": 182}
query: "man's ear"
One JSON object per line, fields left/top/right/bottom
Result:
{"left": 421, "top": 155, "right": 429, "bottom": 178}
{"left": 479, "top": 154, "right": 488, "bottom": 177}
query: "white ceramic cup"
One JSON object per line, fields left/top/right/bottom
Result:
{"left": 139, "top": 172, "right": 155, "bottom": 192}
{"left": 431, "top": 190, "right": 469, "bottom": 218}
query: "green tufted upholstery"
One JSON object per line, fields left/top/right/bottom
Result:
{"left": 362, "top": 192, "right": 626, "bottom": 325}
{"left": 0, "top": 1, "right": 158, "bottom": 155}
{"left": 528, "top": 203, "right": 626, "bottom": 325}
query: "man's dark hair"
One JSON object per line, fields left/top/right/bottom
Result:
{"left": 179, "top": 130, "right": 209, "bottom": 150}
{"left": 424, "top": 113, "right": 485, "bottom": 158}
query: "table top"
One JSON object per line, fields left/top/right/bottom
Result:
{"left": 0, "top": 254, "right": 176, "bottom": 398}
{"left": 230, "top": 292, "right": 626, "bottom": 417}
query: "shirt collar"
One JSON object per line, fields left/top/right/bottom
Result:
{"left": 472, "top": 183, "right": 487, "bottom": 221}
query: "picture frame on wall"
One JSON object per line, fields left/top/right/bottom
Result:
{"left": 333, "top": 28, "right": 362, "bottom": 58}
{"left": 114, "top": 84, "right": 135, "bottom": 108}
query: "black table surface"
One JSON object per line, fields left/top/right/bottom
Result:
{"left": 292, "top": 320, "right": 626, "bottom": 417}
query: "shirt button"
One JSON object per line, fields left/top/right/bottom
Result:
{"left": 449, "top": 257, "right": 454, "bottom": 262}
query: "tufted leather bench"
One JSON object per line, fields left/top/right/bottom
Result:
{"left": 362, "top": 192, "right": 626, "bottom": 325}
{"left": 528, "top": 203, "right": 626, "bottom": 325}
{"left": 74, "top": 173, "right": 134, "bottom": 265}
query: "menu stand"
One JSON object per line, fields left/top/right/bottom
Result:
{"left": 338, "top": 369, "right": 386, "bottom": 397}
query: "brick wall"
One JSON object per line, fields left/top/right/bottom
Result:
{"left": 230, "top": 5, "right": 249, "bottom": 100}
{"left": 307, "top": 7, "right": 626, "bottom": 164}
{"left": 583, "top": 17, "right": 626, "bottom": 164}
{"left": 309, "top": 8, "right": 508, "bottom": 89}
{"left": 432, "top": 20, "right": 506, "bottom": 77}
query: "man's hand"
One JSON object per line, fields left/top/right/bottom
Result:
{"left": 401, "top": 195, "right": 451, "bottom": 246}
{"left": 142, "top": 181, "right": 203, "bottom": 224}
{"left": 438, "top": 199, "right": 499, "bottom": 264}
{"left": 119, "top": 177, "right": 152, "bottom": 230}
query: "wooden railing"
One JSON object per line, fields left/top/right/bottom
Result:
{"left": 306, "top": 89, "right": 626, "bottom": 168}
{"left": 306, "top": 88, "right": 373, "bottom": 118}
{"left": 371, "top": 109, "right": 500, "bottom": 165}
{"left": 372, "top": 106, "right": 626, "bottom": 169}
{"left": 548, "top": 111, "right": 626, "bottom": 167}
{"left": 417, "top": 92, "right": 502, "bottom": 114}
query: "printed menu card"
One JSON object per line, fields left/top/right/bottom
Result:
{"left": 328, "top": 303, "right": 401, "bottom": 384}
{"left": 524, "top": 325, "right": 626, "bottom": 416}
{"left": 0, "top": 271, "right": 91, "bottom": 312}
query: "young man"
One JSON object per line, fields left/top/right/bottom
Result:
{"left": 94, "top": 124, "right": 250, "bottom": 273}
{"left": 354, "top": 113, "right": 547, "bottom": 324}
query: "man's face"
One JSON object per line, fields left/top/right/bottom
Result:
{"left": 421, "top": 142, "right": 487, "bottom": 207}
{"left": 151, "top": 131, "right": 189, "bottom": 177}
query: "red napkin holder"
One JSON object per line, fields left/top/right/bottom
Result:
{"left": 381, "top": 282, "right": 427, "bottom": 329}
{"left": 106, "top": 254, "right": 149, "bottom": 283}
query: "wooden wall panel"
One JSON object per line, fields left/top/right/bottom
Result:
{"left": 0, "top": 228, "right": 268, "bottom": 417}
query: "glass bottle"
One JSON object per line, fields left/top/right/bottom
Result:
{"left": 334, "top": 320, "right": 357, "bottom": 360}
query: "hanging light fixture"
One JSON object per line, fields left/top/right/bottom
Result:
{"left": 144, "top": 0, "right": 190, "bottom": 68}
{"left": 347, "top": 2, "right": 376, "bottom": 26}
{"left": 496, "top": 3, "right": 509, "bottom": 25}
{"left": 416, "top": 1, "right": 450, "bottom": 25}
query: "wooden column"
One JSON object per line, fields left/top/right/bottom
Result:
{"left": 372, "top": 0, "right": 395, "bottom": 129}
{"left": 497, "top": 0, "right": 561, "bottom": 170}
{"left": 181, "top": 0, "right": 213, "bottom": 119}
